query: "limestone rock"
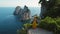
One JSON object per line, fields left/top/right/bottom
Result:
{"left": 39, "top": 0, "right": 56, "bottom": 18}
{"left": 14, "top": 5, "right": 31, "bottom": 21}
{"left": 14, "top": 6, "right": 21, "bottom": 15}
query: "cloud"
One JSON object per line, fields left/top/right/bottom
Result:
{"left": 0, "top": 0, "right": 41, "bottom": 7}
{"left": 18, "top": 0, "right": 40, "bottom": 7}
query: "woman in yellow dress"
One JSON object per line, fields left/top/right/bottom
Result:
{"left": 32, "top": 16, "right": 38, "bottom": 29}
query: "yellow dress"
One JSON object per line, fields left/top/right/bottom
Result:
{"left": 32, "top": 17, "right": 37, "bottom": 29}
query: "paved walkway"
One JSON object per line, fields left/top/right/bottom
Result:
{"left": 28, "top": 28, "right": 53, "bottom": 34}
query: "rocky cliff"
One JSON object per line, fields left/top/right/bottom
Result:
{"left": 14, "top": 5, "right": 30, "bottom": 21}
{"left": 14, "top": 6, "right": 21, "bottom": 15}
{"left": 39, "top": 0, "right": 60, "bottom": 18}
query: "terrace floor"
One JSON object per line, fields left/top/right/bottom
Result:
{"left": 28, "top": 28, "right": 53, "bottom": 34}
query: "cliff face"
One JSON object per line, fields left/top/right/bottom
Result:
{"left": 14, "top": 5, "right": 30, "bottom": 21}
{"left": 39, "top": 0, "right": 60, "bottom": 18}
{"left": 14, "top": 6, "right": 21, "bottom": 15}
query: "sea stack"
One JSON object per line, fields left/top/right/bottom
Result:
{"left": 14, "top": 5, "right": 30, "bottom": 21}
{"left": 14, "top": 6, "right": 21, "bottom": 15}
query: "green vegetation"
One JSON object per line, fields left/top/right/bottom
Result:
{"left": 17, "top": 23, "right": 32, "bottom": 34}
{"left": 55, "top": 17, "right": 60, "bottom": 25}
{"left": 17, "top": 28, "right": 27, "bottom": 34}
{"left": 23, "top": 23, "right": 32, "bottom": 29}
{"left": 39, "top": 16, "right": 60, "bottom": 34}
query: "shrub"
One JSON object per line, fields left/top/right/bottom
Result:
{"left": 17, "top": 28, "right": 27, "bottom": 34}
{"left": 23, "top": 23, "right": 32, "bottom": 29}
{"left": 56, "top": 17, "right": 60, "bottom": 26}
{"left": 39, "top": 16, "right": 57, "bottom": 31}
{"left": 39, "top": 16, "right": 60, "bottom": 34}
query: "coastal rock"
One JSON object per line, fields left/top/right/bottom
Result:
{"left": 39, "top": 0, "right": 60, "bottom": 18}
{"left": 14, "top": 5, "right": 30, "bottom": 21}
{"left": 22, "top": 5, "right": 30, "bottom": 20}
{"left": 14, "top": 6, "right": 21, "bottom": 15}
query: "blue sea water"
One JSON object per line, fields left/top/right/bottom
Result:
{"left": 0, "top": 7, "right": 40, "bottom": 34}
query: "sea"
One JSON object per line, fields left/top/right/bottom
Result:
{"left": 0, "top": 7, "right": 41, "bottom": 34}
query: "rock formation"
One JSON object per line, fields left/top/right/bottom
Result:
{"left": 39, "top": 0, "right": 60, "bottom": 18}
{"left": 14, "top": 6, "right": 21, "bottom": 15}
{"left": 14, "top": 5, "right": 30, "bottom": 21}
{"left": 39, "top": 0, "right": 47, "bottom": 18}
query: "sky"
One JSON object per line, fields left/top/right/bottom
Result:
{"left": 0, "top": 0, "right": 41, "bottom": 7}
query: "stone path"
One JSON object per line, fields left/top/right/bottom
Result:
{"left": 28, "top": 28, "right": 53, "bottom": 34}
